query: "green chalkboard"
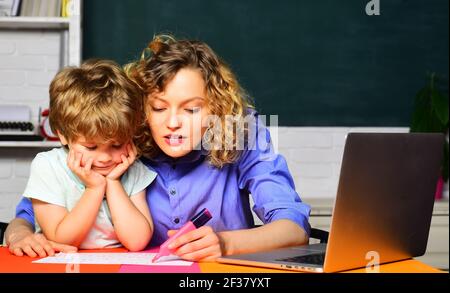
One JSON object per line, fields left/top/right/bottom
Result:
{"left": 83, "top": 0, "right": 449, "bottom": 126}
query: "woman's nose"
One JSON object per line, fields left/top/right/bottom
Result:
{"left": 166, "top": 112, "right": 182, "bottom": 130}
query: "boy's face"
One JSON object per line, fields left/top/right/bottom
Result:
{"left": 147, "top": 68, "right": 210, "bottom": 158}
{"left": 59, "top": 134, "right": 129, "bottom": 176}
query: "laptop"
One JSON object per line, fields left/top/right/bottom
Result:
{"left": 217, "top": 133, "right": 444, "bottom": 272}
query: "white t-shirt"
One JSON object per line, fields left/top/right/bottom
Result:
{"left": 23, "top": 148, "right": 157, "bottom": 249}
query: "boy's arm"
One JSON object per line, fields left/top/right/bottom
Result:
{"left": 105, "top": 180, "right": 153, "bottom": 251}
{"left": 5, "top": 218, "right": 77, "bottom": 257}
{"left": 33, "top": 185, "right": 106, "bottom": 247}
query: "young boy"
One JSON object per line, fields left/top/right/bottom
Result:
{"left": 22, "top": 59, "right": 156, "bottom": 251}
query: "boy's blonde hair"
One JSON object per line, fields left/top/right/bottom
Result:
{"left": 125, "top": 35, "right": 253, "bottom": 167}
{"left": 49, "top": 59, "right": 143, "bottom": 144}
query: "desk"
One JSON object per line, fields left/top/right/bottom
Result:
{"left": 0, "top": 247, "right": 443, "bottom": 273}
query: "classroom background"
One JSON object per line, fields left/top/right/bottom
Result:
{"left": 0, "top": 0, "right": 448, "bottom": 269}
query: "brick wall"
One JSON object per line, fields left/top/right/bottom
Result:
{"left": 0, "top": 149, "right": 38, "bottom": 222}
{"left": 0, "top": 29, "right": 62, "bottom": 222}
{"left": 0, "top": 29, "right": 62, "bottom": 123}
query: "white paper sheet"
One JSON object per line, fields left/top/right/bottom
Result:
{"left": 32, "top": 252, "right": 192, "bottom": 266}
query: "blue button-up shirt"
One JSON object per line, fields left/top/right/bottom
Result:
{"left": 15, "top": 120, "right": 311, "bottom": 247}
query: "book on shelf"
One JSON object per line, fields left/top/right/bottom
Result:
{"left": 10, "top": 0, "right": 20, "bottom": 15}
{"left": 19, "top": 0, "right": 31, "bottom": 16}
{"left": 1, "top": 0, "right": 67, "bottom": 18}
{"left": 0, "top": 0, "right": 15, "bottom": 16}
{"left": 49, "top": 0, "right": 61, "bottom": 17}
{"left": 30, "top": 0, "right": 41, "bottom": 16}
{"left": 39, "top": 0, "right": 61, "bottom": 17}
{"left": 18, "top": 0, "right": 62, "bottom": 17}
{"left": 61, "top": 0, "right": 74, "bottom": 17}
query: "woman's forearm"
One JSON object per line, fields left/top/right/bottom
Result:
{"left": 5, "top": 218, "right": 35, "bottom": 246}
{"left": 218, "top": 219, "right": 309, "bottom": 256}
{"left": 105, "top": 180, "right": 152, "bottom": 251}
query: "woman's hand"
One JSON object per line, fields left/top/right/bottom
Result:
{"left": 67, "top": 150, "right": 106, "bottom": 191}
{"left": 8, "top": 231, "right": 77, "bottom": 258}
{"left": 166, "top": 226, "right": 223, "bottom": 262}
{"left": 106, "top": 143, "right": 137, "bottom": 181}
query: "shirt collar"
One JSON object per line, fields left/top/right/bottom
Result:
{"left": 148, "top": 148, "right": 209, "bottom": 165}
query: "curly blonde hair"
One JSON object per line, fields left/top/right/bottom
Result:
{"left": 50, "top": 59, "right": 143, "bottom": 145}
{"left": 125, "top": 34, "right": 253, "bottom": 167}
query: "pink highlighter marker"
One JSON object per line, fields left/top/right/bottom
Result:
{"left": 152, "top": 208, "right": 212, "bottom": 263}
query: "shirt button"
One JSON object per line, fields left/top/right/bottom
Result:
{"left": 174, "top": 218, "right": 180, "bottom": 224}
{"left": 169, "top": 188, "right": 176, "bottom": 196}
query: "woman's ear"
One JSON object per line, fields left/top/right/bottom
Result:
{"left": 57, "top": 131, "right": 68, "bottom": 146}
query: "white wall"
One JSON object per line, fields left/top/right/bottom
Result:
{"left": 0, "top": 29, "right": 62, "bottom": 124}
{"left": 274, "top": 127, "right": 448, "bottom": 201}
{"left": 0, "top": 149, "right": 36, "bottom": 222}
{"left": 0, "top": 29, "right": 62, "bottom": 222}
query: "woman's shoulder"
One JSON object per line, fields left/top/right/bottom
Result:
{"left": 125, "top": 158, "right": 158, "bottom": 180}
{"left": 120, "top": 158, "right": 157, "bottom": 195}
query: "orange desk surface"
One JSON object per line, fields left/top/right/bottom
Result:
{"left": 0, "top": 247, "right": 444, "bottom": 273}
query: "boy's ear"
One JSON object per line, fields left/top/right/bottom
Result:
{"left": 57, "top": 131, "right": 68, "bottom": 146}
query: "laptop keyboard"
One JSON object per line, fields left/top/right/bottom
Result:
{"left": 277, "top": 253, "right": 325, "bottom": 265}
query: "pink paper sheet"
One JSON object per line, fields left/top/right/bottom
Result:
{"left": 118, "top": 248, "right": 201, "bottom": 273}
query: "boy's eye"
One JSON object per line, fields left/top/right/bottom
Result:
{"left": 84, "top": 145, "right": 97, "bottom": 150}
{"left": 112, "top": 144, "right": 123, "bottom": 149}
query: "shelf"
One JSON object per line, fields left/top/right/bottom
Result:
{"left": 0, "top": 140, "right": 61, "bottom": 148}
{"left": 0, "top": 17, "right": 69, "bottom": 29}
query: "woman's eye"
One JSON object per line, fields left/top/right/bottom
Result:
{"left": 185, "top": 107, "right": 200, "bottom": 113}
{"left": 151, "top": 107, "right": 165, "bottom": 112}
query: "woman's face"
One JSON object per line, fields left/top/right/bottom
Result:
{"left": 147, "top": 68, "right": 210, "bottom": 158}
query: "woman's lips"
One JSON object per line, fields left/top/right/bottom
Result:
{"left": 164, "top": 135, "right": 186, "bottom": 146}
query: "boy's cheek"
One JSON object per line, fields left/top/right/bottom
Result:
{"left": 119, "top": 147, "right": 130, "bottom": 158}
{"left": 80, "top": 156, "right": 93, "bottom": 167}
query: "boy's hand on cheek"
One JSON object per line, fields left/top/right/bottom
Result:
{"left": 106, "top": 143, "right": 137, "bottom": 181}
{"left": 67, "top": 150, "right": 106, "bottom": 191}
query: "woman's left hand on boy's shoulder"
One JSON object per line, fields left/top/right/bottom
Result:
{"left": 106, "top": 143, "right": 137, "bottom": 180}
{"left": 167, "top": 226, "right": 223, "bottom": 262}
